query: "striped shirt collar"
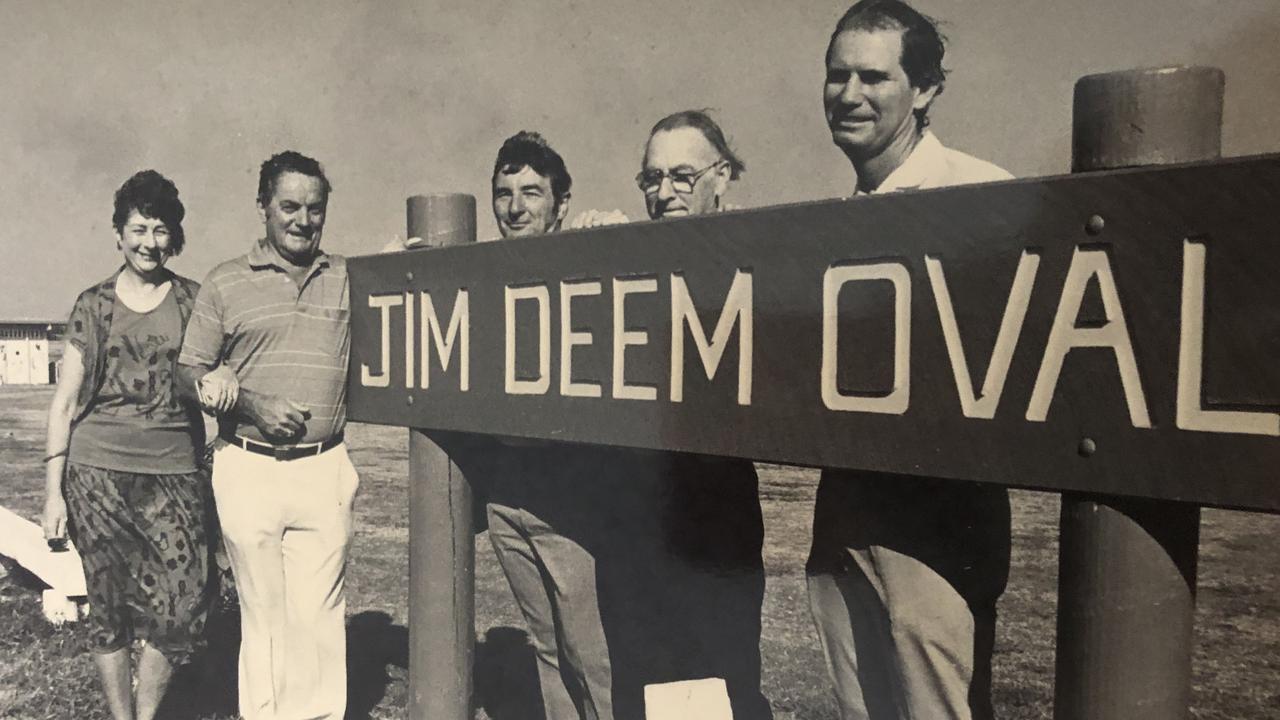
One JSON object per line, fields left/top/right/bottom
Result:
{"left": 246, "top": 237, "right": 332, "bottom": 273}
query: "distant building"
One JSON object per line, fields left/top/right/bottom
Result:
{"left": 0, "top": 321, "right": 63, "bottom": 385}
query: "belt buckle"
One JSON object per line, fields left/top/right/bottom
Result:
{"left": 273, "top": 445, "right": 291, "bottom": 461}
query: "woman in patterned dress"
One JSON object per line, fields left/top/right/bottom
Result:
{"left": 41, "top": 170, "right": 235, "bottom": 720}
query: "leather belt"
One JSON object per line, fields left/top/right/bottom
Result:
{"left": 219, "top": 431, "right": 344, "bottom": 461}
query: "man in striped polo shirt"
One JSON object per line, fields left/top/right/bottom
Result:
{"left": 177, "top": 151, "right": 355, "bottom": 720}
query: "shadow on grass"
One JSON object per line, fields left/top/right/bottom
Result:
{"left": 475, "top": 625, "right": 544, "bottom": 720}
{"left": 345, "top": 610, "right": 408, "bottom": 719}
{"left": 157, "top": 599, "right": 242, "bottom": 720}
{"left": 344, "top": 614, "right": 544, "bottom": 720}
{"left": 149, "top": 607, "right": 542, "bottom": 719}
{"left": 158, "top": 608, "right": 420, "bottom": 720}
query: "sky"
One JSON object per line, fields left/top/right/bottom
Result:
{"left": 2, "top": 0, "right": 1278, "bottom": 319}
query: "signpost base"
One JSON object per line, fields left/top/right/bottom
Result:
{"left": 1054, "top": 65, "right": 1223, "bottom": 720}
{"left": 1054, "top": 496, "right": 1199, "bottom": 719}
{"left": 405, "top": 193, "right": 478, "bottom": 720}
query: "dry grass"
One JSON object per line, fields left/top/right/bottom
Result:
{"left": 1, "top": 384, "right": 1277, "bottom": 719}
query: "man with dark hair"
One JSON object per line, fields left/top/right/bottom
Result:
{"left": 256, "top": 150, "right": 334, "bottom": 208}
{"left": 807, "top": 2, "right": 1013, "bottom": 719}
{"left": 492, "top": 130, "right": 572, "bottom": 238}
{"left": 823, "top": 0, "right": 1008, "bottom": 194}
{"left": 482, "top": 131, "right": 619, "bottom": 720}
{"left": 178, "top": 150, "right": 356, "bottom": 720}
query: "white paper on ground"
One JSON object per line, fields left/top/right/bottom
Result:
{"left": 645, "top": 677, "right": 733, "bottom": 720}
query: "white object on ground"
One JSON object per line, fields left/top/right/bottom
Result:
{"left": 645, "top": 677, "right": 733, "bottom": 720}
{"left": 41, "top": 589, "right": 85, "bottom": 625}
{"left": 0, "top": 505, "right": 88, "bottom": 623}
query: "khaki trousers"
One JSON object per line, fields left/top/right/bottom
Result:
{"left": 806, "top": 471, "right": 1009, "bottom": 720}
{"left": 487, "top": 501, "right": 614, "bottom": 720}
{"left": 808, "top": 547, "right": 1000, "bottom": 720}
{"left": 211, "top": 441, "right": 359, "bottom": 720}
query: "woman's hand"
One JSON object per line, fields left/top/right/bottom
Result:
{"left": 43, "top": 493, "right": 68, "bottom": 543}
{"left": 198, "top": 365, "right": 240, "bottom": 414}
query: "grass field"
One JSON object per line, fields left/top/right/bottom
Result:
{"left": 1, "top": 384, "right": 1277, "bottom": 719}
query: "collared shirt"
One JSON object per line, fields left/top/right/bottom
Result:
{"left": 813, "top": 130, "right": 1014, "bottom": 578}
{"left": 179, "top": 239, "right": 350, "bottom": 444}
{"left": 856, "top": 131, "right": 1013, "bottom": 196}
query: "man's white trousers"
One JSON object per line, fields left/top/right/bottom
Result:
{"left": 212, "top": 441, "right": 359, "bottom": 720}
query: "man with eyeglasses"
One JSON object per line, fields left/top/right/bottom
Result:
{"left": 570, "top": 110, "right": 743, "bottom": 228}
{"left": 637, "top": 110, "right": 743, "bottom": 219}
{"left": 568, "top": 111, "right": 771, "bottom": 718}
{"left": 566, "top": 112, "right": 770, "bottom": 719}
{"left": 806, "top": 2, "right": 1014, "bottom": 719}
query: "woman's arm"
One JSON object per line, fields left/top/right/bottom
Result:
{"left": 43, "top": 343, "right": 85, "bottom": 542}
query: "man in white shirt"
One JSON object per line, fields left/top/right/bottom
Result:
{"left": 806, "top": 2, "right": 1013, "bottom": 719}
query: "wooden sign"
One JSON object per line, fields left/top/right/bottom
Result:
{"left": 348, "top": 155, "right": 1280, "bottom": 512}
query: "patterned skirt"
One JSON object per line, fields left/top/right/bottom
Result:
{"left": 63, "top": 461, "right": 214, "bottom": 665}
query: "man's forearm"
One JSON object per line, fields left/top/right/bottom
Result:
{"left": 175, "top": 363, "right": 207, "bottom": 407}
{"left": 229, "top": 387, "right": 271, "bottom": 429}
{"left": 178, "top": 362, "right": 263, "bottom": 430}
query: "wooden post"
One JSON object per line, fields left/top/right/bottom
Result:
{"left": 1054, "top": 66, "right": 1224, "bottom": 720}
{"left": 406, "top": 193, "right": 477, "bottom": 720}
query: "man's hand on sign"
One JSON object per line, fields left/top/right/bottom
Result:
{"left": 198, "top": 365, "right": 240, "bottom": 414}
{"left": 380, "top": 235, "right": 431, "bottom": 253}
{"left": 568, "top": 209, "right": 629, "bottom": 230}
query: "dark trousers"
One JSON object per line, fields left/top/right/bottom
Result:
{"left": 645, "top": 455, "right": 773, "bottom": 720}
